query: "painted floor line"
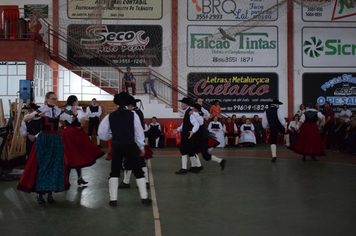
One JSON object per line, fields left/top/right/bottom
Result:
{"left": 147, "top": 159, "right": 162, "bottom": 236}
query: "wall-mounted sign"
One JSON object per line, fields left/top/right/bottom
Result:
{"left": 24, "top": 4, "right": 48, "bottom": 18}
{"left": 67, "top": 24, "right": 162, "bottom": 67}
{"left": 187, "top": 25, "right": 278, "bottom": 67}
{"left": 302, "top": 27, "right": 356, "bottom": 68}
{"left": 188, "top": 72, "right": 279, "bottom": 113}
{"left": 303, "top": 73, "right": 356, "bottom": 113}
{"left": 187, "top": 0, "right": 278, "bottom": 21}
{"left": 302, "top": 0, "right": 356, "bottom": 22}
{"left": 68, "top": 0, "right": 163, "bottom": 19}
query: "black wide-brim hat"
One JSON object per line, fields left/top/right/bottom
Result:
{"left": 178, "top": 97, "right": 192, "bottom": 106}
{"left": 23, "top": 103, "right": 40, "bottom": 110}
{"left": 270, "top": 99, "right": 283, "bottom": 105}
{"left": 192, "top": 103, "right": 202, "bottom": 112}
{"left": 113, "top": 92, "right": 136, "bottom": 107}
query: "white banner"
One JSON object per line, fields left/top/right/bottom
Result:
{"left": 302, "top": 27, "right": 356, "bottom": 67}
{"left": 187, "top": 0, "right": 278, "bottom": 21}
{"left": 302, "top": 0, "right": 356, "bottom": 21}
{"left": 68, "top": 0, "right": 162, "bottom": 19}
{"left": 187, "top": 25, "right": 278, "bottom": 67}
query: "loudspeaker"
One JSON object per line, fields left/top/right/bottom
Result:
{"left": 19, "top": 80, "right": 32, "bottom": 102}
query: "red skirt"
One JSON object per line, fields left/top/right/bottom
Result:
{"left": 61, "top": 126, "right": 105, "bottom": 168}
{"left": 291, "top": 122, "right": 325, "bottom": 156}
{"left": 17, "top": 141, "right": 70, "bottom": 194}
{"left": 106, "top": 145, "right": 153, "bottom": 160}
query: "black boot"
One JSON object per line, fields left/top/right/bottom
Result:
{"left": 36, "top": 194, "right": 45, "bottom": 204}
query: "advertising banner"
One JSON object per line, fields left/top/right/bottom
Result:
{"left": 302, "top": 27, "right": 356, "bottom": 68}
{"left": 68, "top": 0, "right": 162, "bottom": 19}
{"left": 302, "top": 0, "right": 356, "bottom": 22}
{"left": 303, "top": 73, "right": 356, "bottom": 113}
{"left": 187, "top": 72, "right": 279, "bottom": 113}
{"left": 187, "top": 0, "right": 278, "bottom": 21}
{"left": 67, "top": 24, "right": 162, "bottom": 67}
{"left": 187, "top": 25, "right": 278, "bottom": 67}
{"left": 24, "top": 4, "right": 48, "bottom": 18}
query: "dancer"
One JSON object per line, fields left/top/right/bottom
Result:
{"left": 173, "top": 97, "right": 199, "bottom": 174}
{"left": 262, "top": 99, "right": 288, "bottom": 162}
{"left": 20, "top": 103, "right": 41, "bottom": 158}
{"left": 291, "top": 103, "right": 325, "bottom": 161}
{"left": 87, "top": 98, "right": 102, "bottom": 147}
{"left": 17, "top": 92, "right": 70, "bottom": 204}
{"left": 191, "top": 103, "right": 226, "bottom": 171}
{"left": 98, "top": 92, "right": 152, "bottom": 206}
{"left": 208, "top": 116, "right": 225, "bottom": 147}
{"left": 61, "top": 95, "right": 105, "bottom": 185}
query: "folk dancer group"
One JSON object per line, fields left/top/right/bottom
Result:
{"left": 17, "top": 92, "right": 104, "bottom": 204}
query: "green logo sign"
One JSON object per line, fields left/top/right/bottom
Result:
{"left": 303, "top": 37, "right": 323, "bottom": 58}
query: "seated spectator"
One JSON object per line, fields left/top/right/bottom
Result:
{"left": 208, "top": 116, "right": 225, "bottom": 147}
{"left": 336, "top": 117, "right": 356, "bottom": 153}
{"left": 146, "top": 117, "right": 162, "bottom": 148}
{"left": 224, "top": 117, "right": 239, "bottom": 147}
{"left": 123, "top": 67, "right": 136, "bottom": 95}
{"left": 239, "top": 118, "right": 256, "bottom": 147}
{"left": 232, "top": 114, "right": 237, "bottom": 125}
{"left": 288, "top": 114, "right": 300, "bottom": 148}
{"left": 209, "top": 100, "right": 221, "bottom": 118}
{"left": 297, "top": 104, "right": 306, "bottom": 116}
{"left": 331, "top": 116, "right": 348, "bottom": 149}
{"left": 237, "top": 115, "right": 246, "bottom": 129}
{"left": 339, "top": 104, "right": 352, "bottom": 123}
{"left": 252, "top": 115, "right": 265, "bottom": 143}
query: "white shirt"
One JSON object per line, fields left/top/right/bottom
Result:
{"left": 177, "top": 106, "right": 200, "bottom": 133}
{"left": 240, "top": 123, "right": 255, "bottom": 133}
{"left": 191, "top": 112, "right": 204, "bottom": 126}
{"left": 288, "top": 120, "right": 299, "bottom": 131}
{"left": 201, "top": 107, "right": 210, "bottom": 119}
{"left": 339, "top": 109, "right": 352, "bottom": 123}
{"left": 20, "top": 113, "right": 41, "bottom": 138}
{"left": 147, "top": 122, "right": 161, "bottom": 131}
{"left": 208, "top": 121, "right": 223, "bottom": 131}
{"left": 262, "top": 105, "right": 287, "bottom": 129}
{"left": 87, "top": 105, "right": 102, "bottom": 118}
{"left": 299, "top": 108, "right": 324, "bottom": 123}
{"left": 98, "top": 108, "right": 145, "bottom": 150}
{"left": 64, "top": 105, "right": 86, "bottom": 123}
{"left": 148, "top": 65, "right": 156, "bottom": 80}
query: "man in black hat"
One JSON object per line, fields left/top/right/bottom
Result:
{"left": 87, "top": 98, "right": 102, "bottom": 147}
{"left": 173, "top": 97, "right": 200, "bottom": 174}
{"left": 20, "top": 103, "right": 41, "bottom": 158}
{"left": 191, "top": 103, "right": 226, "bottom": 171}
{"left": 262, "top": 99, "right": 288, "bottom": 162}
{"left": 98, "top": 92, "right": 152, "bottom": 206}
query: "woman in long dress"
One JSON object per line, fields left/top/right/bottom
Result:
{"left": 208, "top": 116, "right": 225, "bottom": 147}
{"left": 239, "top": 118, "right": 256, "bottom": 147}
{"left": 17, "top": 92, "right": 70, "bottom": 204}
{"left": 61, "top": 95, "right": 105, "bottom": 185}
{"left": 291, "top": 103, "right": 325, "bottom": 161}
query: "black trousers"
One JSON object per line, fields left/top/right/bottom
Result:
{"left": 180, "top": 135, "right": 196, "bottom": 156}
{"left": 110, "top": 144, "right": 144, "bottom": 179}
{"left": 196, "top": 137, "right": 212, "bottom": 161}
{"left": 88, "top": 117, "right": 100, "bottom": 136}
{"left": 269, "top": 125, "right": 286, "bottom": 144}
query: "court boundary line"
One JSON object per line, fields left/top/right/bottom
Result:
{"left": 147, "top": 159, "right": 162, "bottom": 236}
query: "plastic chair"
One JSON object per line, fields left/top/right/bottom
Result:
{"left": 163, "top": 122, "right": 181, "bottom": 147}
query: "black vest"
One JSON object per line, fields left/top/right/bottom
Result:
{"left": 243, "top": 125, "right": 252, "bottom": 131}
{"left": 25, "top": 119, "right": 41, "bottom": 135}
{"left": 211, "top": 123, "right": 220, "bottom": 129}
{"left": 182, "top": 108, "right": 193, "bottom": 138}
{"left": 304, "top": 111, "right": 318, "bottom": 123}
{"left": 266, "top": 106, "right": 282, "bottom": 127}
{"left": 109, "top": 109, "right": 135, "bottom": 146}
{"left": 89, "top": 106, "right": 99, "bottom": 113}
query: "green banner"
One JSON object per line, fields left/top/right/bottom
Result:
{"left": 24, "top": 4, "right": 48, "bottom": 18}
